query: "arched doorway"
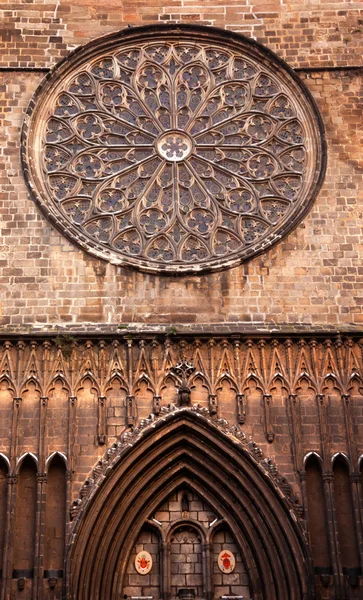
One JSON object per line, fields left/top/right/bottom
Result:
{"left": 66, "top": 409, "right": 313, "bottom": 600}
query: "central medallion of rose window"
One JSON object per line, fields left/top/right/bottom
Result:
{"left": 22, "top": 26, "right": 325, "bottom": 273}
{"left": 156, "top": 131, "right": 193, "bottom": 162}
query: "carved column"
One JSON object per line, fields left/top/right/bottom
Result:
{"left": 350, "top": 472, "right": 363, "bottom": 574}
{"left": 1, "top": 474, "right": 17, "bottom": 600}
{"left": 34, "top": 395, "right": 48, "bottom": 600}
{"left": 15, "top": 342, "right": 25, "bottom": 391}
{"left": 126, "top": 395, "right": 135, "bottom": 426}
{"left": 9, "top": 398, "right": 21, "bottom": 476}
{"left": 233, "top": 337, "right": 245, "bottom": 424}
{"left": 66, "top": 396, "right": 76, "bottom": 544}
{"left": 341, "top": 391, "right": 363, "bottom": 573}
{"left": 67, "top": 396, "right": 76, "bottom": 475}
{"left": 322, "top": 472, "right": 344, "bottom": 599}
{"left": 316, "top": 394, "right": 329, "bottom": 471}
{"left": 150, "top": 339, "right": 160, "bottom": 384}
{"left": 164, "top": 542, "right": 171, "bottom": 600}
{"left": 316, "top": 390, "right": 346, "bottom": 596}
{"left": 341, "top": 394, "right": 358, "bottom": 465}
{"left": 34, "top": 472, "right": 47, "bottom": 600}
{"left": 98, "top": 340, "right": 106, "bottom": 392}
{"left": 125, "top": 339, "right": 136, "bottom": 426}
{"left": 208, "top": 339, "right": 216, "bottom": 401}
{"left": 65, "top": 469, "right": 73, "bottom": 545}
{"left": 258, "top": 340, "right": 274, "bottom": 443}
{"left": 289, "top": 393, "right": 303, "bottom": 472}
{"left": 263, "top": 394, "right": 274, "bottom": 443}
{"left": 159, "top": 541, "right": 165, "bottom": 600}
{"left": 38, "top": 397, "right": 48, "bottom": 471}
{"left": 202, "top": 542, "right": 213, "bottom": 600}
{"left": 97, "top": 396, "right": 106, "bottom": 445}
{"left": 299, "top": 470, "right": 308, "bottom": 522}
{"left": 126, "top": 338, "right": 133, "bottom": 397}
{"left": 2, "top": 397, "right": 22, "bottom": 600}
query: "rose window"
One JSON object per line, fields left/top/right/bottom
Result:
{"left": 22, "top": 25, "right": 325, "bottom": 273}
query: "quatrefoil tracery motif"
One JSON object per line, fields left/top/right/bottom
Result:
{"left": 23, "top": 27, "right": 325, "bottom": 273}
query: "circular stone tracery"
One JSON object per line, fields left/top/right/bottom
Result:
{"left": 22, "top": 25, "right": 325, "bottom": 273}
{"left": 156, "top": 131, "right": 193, "bottom": 162}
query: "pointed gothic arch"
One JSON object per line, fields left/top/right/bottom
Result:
{"left": 66, "top": 409, "right": 313, "bottom": 600}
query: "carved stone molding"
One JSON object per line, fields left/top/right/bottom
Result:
{"left": 70, "top": 403, "right": 303, "bottom": 521}
{"left": 350, "top": 472, "right": 361, "bottom": 484}
{"left": 37, "top": 472, "right": 48, "bottom": 484}
{"left": 322, "top": 472, "right": 334, "bottom": 483}
{"left": 66, "top": 402, "right": 311, "bottom": 600}
{"left": 7, "top": 474, "right": 18, "bottom": 485}
{"left": 2, "top": 334, "right": 361, "bottom": 398}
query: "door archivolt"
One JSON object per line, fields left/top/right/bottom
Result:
{"left": 66, "top": 409, "right": 312, "bottom": 600}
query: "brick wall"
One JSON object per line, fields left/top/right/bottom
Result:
{"left": 1, "top": 1, "right": 363, "bottom": 70}
{"left": 0, "top": 1, "right": 362, "bottom": 331}
{"left": 1, "top": 2, "right": 363, "bottom": 599}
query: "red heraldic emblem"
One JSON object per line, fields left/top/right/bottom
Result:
{"left": 217, "top": 549, "right": 236, "bottom": 573}
{"left": 135, "top": 551, "right": 153, "bottom": 575}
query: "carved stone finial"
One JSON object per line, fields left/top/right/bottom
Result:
{"left": 170, "top": 359, "right": 196, "bottom": 407}
{"left": 236, "top": 393, "right": 245, "bottom": 424}
{"left": 153, "top": 395, "right": 161, "bottom": 415}
{"left": 208, "top": 394, "right": 218, "bottom": 416}
{"left": 335, "top": 335, "right": 343, "bottom": 349}
{"left": 13, "top": 397, "right": 22, "bottom": 409}
{"left": 70, "top": 498, "right": 82, "bottom": 520}
{"left": 178, "top": 383, "right": 192, "bottom": 407}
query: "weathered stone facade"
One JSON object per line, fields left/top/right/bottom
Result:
{"left": 1, "top": 1, "right": 363, "bottom": 600}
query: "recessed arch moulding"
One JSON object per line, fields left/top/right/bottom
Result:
{"left": 66, "top": 407, "right": 313, "bottom": 600}
{"left": 22, "top": 24, "right": 326, "bottom": 274}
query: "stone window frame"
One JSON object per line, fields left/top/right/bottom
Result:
{"left": 22, "top": 24, "right": 327, "bottom": 274}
